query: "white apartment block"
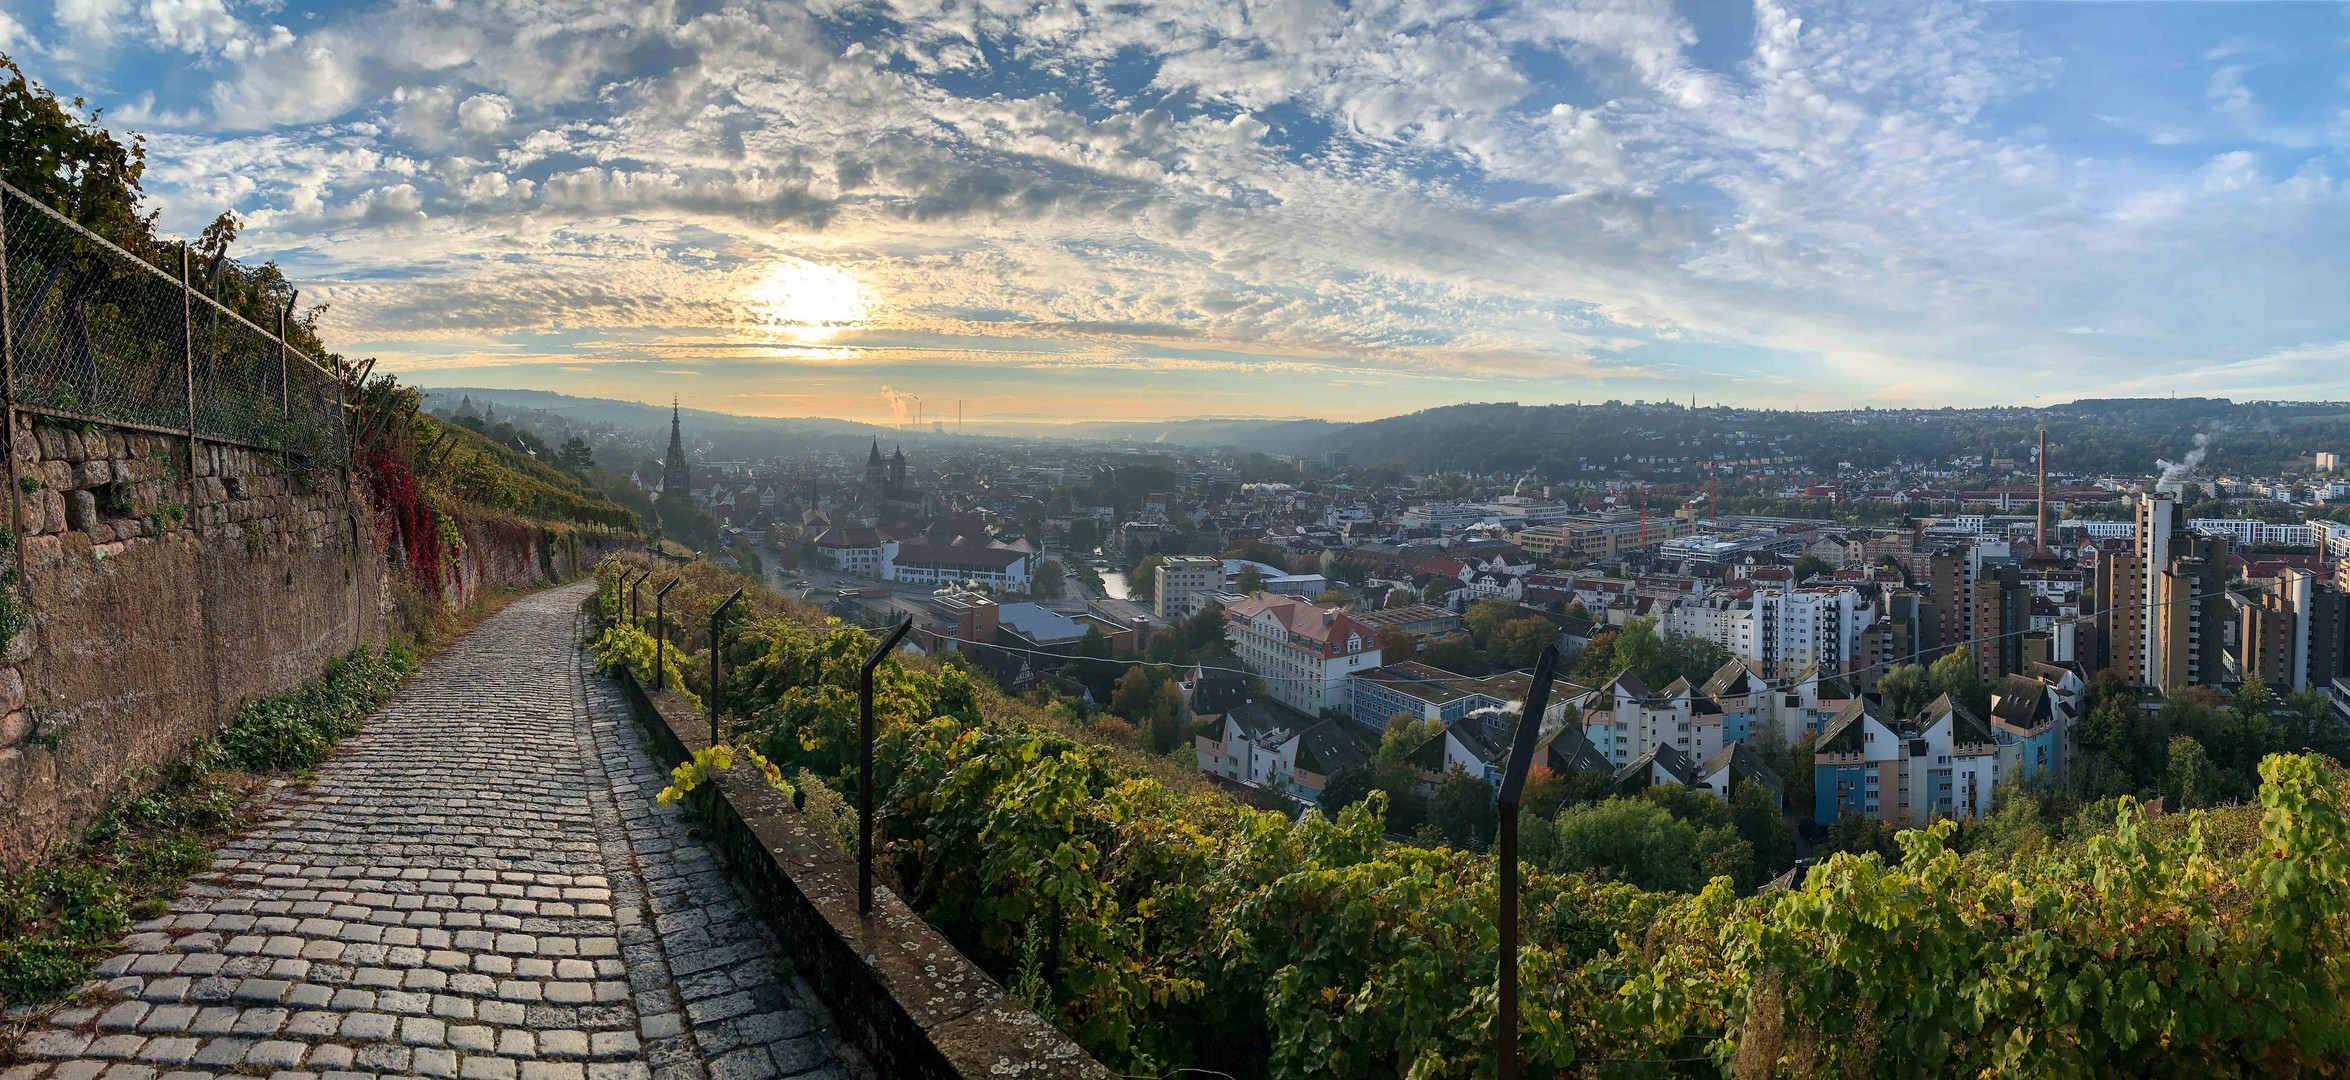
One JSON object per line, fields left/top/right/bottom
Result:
{"left": 2189, "top": 519, "right": 2318, "bottom": 550}
{"left": 1154, "top": 555, "right": 1226, "bottom": 622}
{"left": 1660, "top": 587, "right": 1875, "bottom": 680}
{"left": 1223, "top": 593, "right": 1382, "bottom": 716}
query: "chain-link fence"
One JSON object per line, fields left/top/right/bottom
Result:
{"left": 0, "top": 181, "right": 345, "bottom": 461}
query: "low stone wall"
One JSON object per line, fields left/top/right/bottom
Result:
{"left": 439, "top": 515, "right": 629, "bottom": 610}
{"left": 612, "top": 667, "right": 1110, "bottom": 1080}
{"left": 0, "top": 414, "right": 387, "bottom": 868}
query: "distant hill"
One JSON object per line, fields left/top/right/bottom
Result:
{"left": 412, "top": 388, "right": 2350, "bottom": 478}
{"left": 416, "top": 387, "right": 902, "bottom": 439}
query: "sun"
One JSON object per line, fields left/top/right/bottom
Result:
{"left": 746, "top": 258, "right": 871, "bottom": 342}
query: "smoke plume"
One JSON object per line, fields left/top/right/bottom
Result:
{"left": 2155, "top": 432, "right": 2212, "bottom": 493}
{"left": 877, "top": 386, "right": 915, "bottom": 426}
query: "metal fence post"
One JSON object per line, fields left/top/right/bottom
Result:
{"left": 0, "top": 191, "right": 17, "bottom": 543}
{"left": 1494, "top": 643, "right": 1560, "bottom": 1080}
{"left": 858, "top": 616, "right": 914, "bottom": 916}
{"left": 654, "top": 577, "right": 680, "bottom": 690}
{"left": 276, "top": 299, "right": 290, "bottom": 423}
{"left": 630, "top": 569, "right": 649, "bottom": 624}
{"left": 707, "top": 587, "right": 746, "bottom": 747}
{"left": 181, "top": 244, "right": 197, "bottom": 483}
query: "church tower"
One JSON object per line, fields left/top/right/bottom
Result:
{"left": 889, "top": 445, "right": 906, "bottom": 487}
{"left": 661, "top": 399, "right": 691, "bottom": 495}
{"left": 863, "top": 440, "right": 888, "bottom": 487}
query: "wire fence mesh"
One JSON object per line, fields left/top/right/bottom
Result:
{"left": 0, "top": 181, "right": 344, "bottom": 460}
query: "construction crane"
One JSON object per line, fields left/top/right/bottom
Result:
{"left": 1689, "top": 459, "right": 1734, "bottom": 532}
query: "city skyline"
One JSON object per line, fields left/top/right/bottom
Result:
{"left": 6, "top": 0, "right": 2349, "bottom": 422}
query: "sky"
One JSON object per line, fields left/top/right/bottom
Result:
{"left": 4, "top": 0, "right": 2349, "bottom": 425}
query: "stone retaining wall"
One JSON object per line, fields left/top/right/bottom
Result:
{"left": 612, "top": 667, "right": 1111, "bottom": 1080}
{"left": 0, "top": 413, "right": 386, "bottom": 868}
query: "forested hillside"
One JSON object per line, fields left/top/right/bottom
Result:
{"left": 1268, "top": 398, "right": 2350, "bottom": 478}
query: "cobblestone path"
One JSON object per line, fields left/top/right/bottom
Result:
{"left": 5, "top": 583, "right": 862, "bottom": 1080}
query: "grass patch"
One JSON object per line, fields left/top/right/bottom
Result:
{"left": 0, "top": 643, "right": 417, "bottom": 1009}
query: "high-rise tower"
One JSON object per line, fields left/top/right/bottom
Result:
{"left": 661, "top": 398, "right": 691, "bottom": 495}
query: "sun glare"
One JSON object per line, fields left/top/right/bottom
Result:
{"left": 747, "top": 259, "right": 870, "bottom": 342}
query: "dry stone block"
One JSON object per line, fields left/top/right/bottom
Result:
{"left": 42, "top": 490, "right": 66, "bottom": 534}
{"left": 77, "top": 460, "right": 115, "bottom": 488}
{"left": 17, "top": 533, "right": 56, "bottom": 572}
{"left": 0, "top": 710, "right": 25, "bottom": 748}
{"left": 42, "top": 461, "right": 73, "bottom": 491}
{"left": 20, "top": 493, "right": 45, "bottom": 535}
{"left": 66, "top": 490, "right": 99, "bottom": 532}
{"left": 0, "top": 668, "right": 23, "bottom": 714}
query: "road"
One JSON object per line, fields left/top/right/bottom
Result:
{"left": 7, "top": 584, "right": 865, "bottom": 1080}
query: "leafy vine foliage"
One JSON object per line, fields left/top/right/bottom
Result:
{"left": 596, "top": 569, "right": 2350, "bottom": 1079}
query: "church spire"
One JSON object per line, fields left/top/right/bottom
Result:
{"left": 660, "top": 397, "right": 690, "bottom": 495}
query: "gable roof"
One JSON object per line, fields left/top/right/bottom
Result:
{"left": 1545, "top": 735, "right": 1611, "bottom": 776}
{"left": 1701, "top": 742, "right": 1785, "bottom": 798}
{"left": 1816, "top": 698, "right": 1883, "bottom": 755}
{"left": 1293, "top": 722, "right": 1369, "bottom": 777}
{"left": 1700, "top": 658, "right": 1760, "bottom": 698}
{"left": 1601, "top": 671, "right": 1652, "bottom": 700}
{"left": 1189, "top": 668, "right": 1250, "bottom": 716}
{"left": 1613, "top": 742, "right": 1695, "bottom": 791}
{"left": 1915, "top": 692, "right": 1998, "bottom": 748}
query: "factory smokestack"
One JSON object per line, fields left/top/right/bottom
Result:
{"left": 2037, "top": 428, "right": 2047, "bottom": 554}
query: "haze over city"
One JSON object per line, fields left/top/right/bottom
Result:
{"left": 5, "top": 0, "right": 2348, "bottom": 423}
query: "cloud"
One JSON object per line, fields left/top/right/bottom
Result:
{"left": 44, "top": 0, "right": 2349, "bottom": 415}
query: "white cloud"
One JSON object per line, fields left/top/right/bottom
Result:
{"left": 57, "top": 0, "right": 2350, "bottom": 409}
{"left": 457, "top": 93, "right": 510, "bottom": 134}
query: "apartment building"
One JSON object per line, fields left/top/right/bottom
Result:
{"left": 2242, "top": 568, "right": 2350, "bottom": 693}
{"left": 1659, "top": 586, "right": 1875, "bottom": 681}
{"left": 2189, "top": 519, "right": 2319, "bottom": 550}
{"left": 1814, "top": 695, "right": 2002, "bottom": 827}
{"left": 1223, "top": 593, "right": 1382, "bottom": 716}
{"left": 1153, "top": 555, "right": 1226, "bottom": 622}
{"left": 1516, "top": 512, "right": 1697, "bottom": 560}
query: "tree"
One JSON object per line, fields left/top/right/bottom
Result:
{"left": 1492, "top": 617, "right": 1559, "bottom": 669}
{"left": 1129, "top": 554, "right": 1165, "bottom": 601}
{"left": 1, "top": 54, "right": 154, "bottom": 245}
{"left": 1234, "top": 566, "right": 1268, "bottom": 595}
{"left": 554, "top": 435, "right": 596, "bottom": 475}
{"left": 1032, "top": 559, "right": 1066, "bottom": 598}
{"left": 1929, "top": 646, "right": 1991, "bottom": 718}
{"left": 1109, "top": 666, "right": 1157, "bottom": 723}
{"left": 1549, "top": 797, "right": 1705, "bottom": 892}
{"left": 1563, "top": 601, "right": 1592, "bottom": 622}
{"left": 1760, "top": 732, "right": 1819, "bottom": 832}
{"left": 1419, "top": 638, "right": 1487, "bottom": 677}
{"left": 1433, "top": 768, "right": 1497, "bottom": 849}
{"left": 2069, "top": 693, "right": 2145, "bottom": 800}
{"left": 1728, "top": 781, "right": 1796, "bottom": 882}
{"left": 1061, "top": 627, "right": 1119, "bottom": 703}
{"left": 2166, "top": 734, "right": 2217, "bottom": 809}
{"left": 1641, "top": 783, "right": 1730, "bottom": 831}
{"left": 1878, "top": 663, "right": 1931, "bottom": 718}
{"left": 1464, "top": 598, "right": 1517, "bottom": 648}
{"left": 1374, "top": 626, "right": 1417, "bottom": 662}
{"left": 654, "top": 490, "right": 719, "bottom": 552}
{"left": 1318, "top": 766, "right": 1374, "bottom": 813}
{"left": 1823, "top": 814, "right": 1901, "bottom": 862}
{"left": 1313, "top": 590, "right": 1345, "bottom": 606}
{"left": 1146, "top": 677, "right": 1186, "bottom": 754}
{"left": 1377, "top": 712, "right": 1441, "bottom": 764}
{"left": 1612, "top": 618, "right": 1670, "bottom": 686}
